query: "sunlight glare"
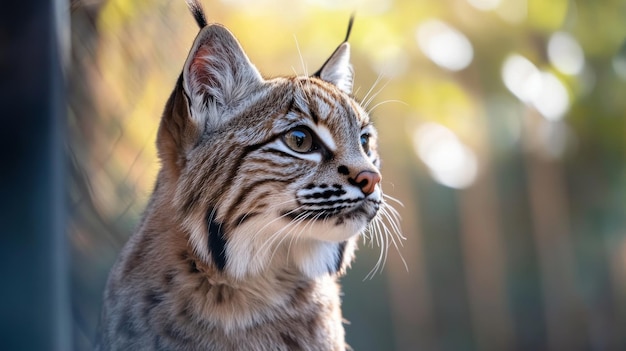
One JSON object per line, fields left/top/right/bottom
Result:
{"left": 502, "top": 54, "right": 542, "bottom": 103}
{"left": 413, "top": 123, "right": 478, "bottom": 189}
{"left": 533, "top": 72, "right": 570, "bottom": 121}
{"left": 502, "top": 54, "right": 570, "bottom": 121}
{"left": 416, "top": 19, "right": 474, "bottom": 71}
{"left": 547, "top": 32, "right": 585, "bottom": 75}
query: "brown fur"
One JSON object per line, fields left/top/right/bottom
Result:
{"left": 96, "top": 3, "right": 388, "bottom": 350}
{"left": 98, "top": 190, "right": 346, "bottom": 350}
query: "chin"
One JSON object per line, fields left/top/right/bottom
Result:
{"left": 312, "top": 217, "right": 367, "bottom": 242}
{"left": 294, "top": 207, "right": 377, "bottom": 243}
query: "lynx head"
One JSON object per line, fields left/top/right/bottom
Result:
{"left": 156, "top": 3, "right": 398, "bottom": 280}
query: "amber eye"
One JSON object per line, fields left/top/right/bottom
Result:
{"left": 360, "top": 133, "right": 371, "bottom": 154}
{"left": 283, "top": 127, "right": 315, "bottom": 153}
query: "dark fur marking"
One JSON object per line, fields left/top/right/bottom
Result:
{"left": 117, "top": 310, "right": 139, "bottom": 338}
{"left": 215, "top": 287, "right": 224, "bottom": 304}
{"left": 287, "top": 96, "right": 296, "bottom": 114}
{"left": 214, "top": 140, "right": 276, "bottom": 226}
{"left": 226, "top": 177, "right": 295, "bottom": 223}
{"left": 180, "top": 250, "right": 200, "bottom": 274}
{"left": 303, "top": 188, "right": 347, "bottom": 199}
{"left": 178, "top": 300, "right": 194, "bottom": 319}
{"left": 181, "top": 190, "right": 202, "bottom": 216}
{"left": 334, "top": 241, "right": 347, "bottom": 274}
{"left": 207, "top": 208, "right": 227, "bottom": 271}
{"left": 189, "top": 259, "right": 200, "bottom": 274}
{"left": 225, "top": 141, "right": 276, "bottom": 193}
{"left": 309, "top": 89, "right": 339, "bottom": 112}
{"left": 307, "top": 314, "right": 322, "bottom": 338}
{"left": 292, "top": 278, "right": 313, "bottom": 303}
{"left": 145, "top": 290, "right": 165, "bottom": 309}
{"left": 285, "top": 99, "right": 309, "bottom": 125}
{"left": 308, "top": 103, "right": 320, "bottom": 124}
{"left": 280, "top": 332, "right": 301, "bottom": 349}
{"left": 164, "top": 270, "right": 176, "bottom": 286}
{"left": 337, "top": 165, "right": 349, "bottom": 175}
{"left": 214, "top": 285, "right": 232, "bottom": 304}
{"left": 301, "top": 197, "right": 361, "bottom": 207}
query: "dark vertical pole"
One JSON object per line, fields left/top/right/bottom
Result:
{"left": 0, "top": 0, "right": 69, "bottom": 350}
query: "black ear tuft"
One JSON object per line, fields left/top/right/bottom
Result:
{"left": 312, "top": 15, "right": 355, "bottom": 94}
{"left": 343, "top": 14, "right": 355, "bottom": 42}
{"left": 185, "top": 0, "right": 208, "bottom": 28}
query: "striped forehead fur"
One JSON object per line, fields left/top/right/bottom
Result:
{"left": 171, "top": 75, "right": 375, "bottom": 278}
{"left": 175, "top": 77, "right": 369, "bottom": 214}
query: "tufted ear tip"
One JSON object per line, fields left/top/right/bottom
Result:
{"left": 182, "top": 24, "right": 263, "bottom": 127}
{"left": 313, "top": 42, "right": 354, "bottom": 94}
{"left": 312, "top": 15, "right": 356, "bottom": 94}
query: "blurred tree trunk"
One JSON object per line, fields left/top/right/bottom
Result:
{"left": 0, "top": 0, "right": 70, "bottom": 350}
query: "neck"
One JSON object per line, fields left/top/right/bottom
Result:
{"left": 224, "top": 234, "right": 355, "bottom": 280}
{"left": 150, "top": 173, "right": 356, "bottom": 283}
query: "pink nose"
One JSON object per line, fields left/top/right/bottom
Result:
{"left": 354, "top": 171, "right": 381, "bottom": 196}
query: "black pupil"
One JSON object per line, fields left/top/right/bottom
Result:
{"left": 361, "top": 135, "right": 369, "bottom": 148}
{"left": 292, "top": 130, "right": 307, "bottom": 148}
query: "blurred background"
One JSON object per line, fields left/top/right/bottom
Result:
{"left": 65, "top": 0, "right": 625, "bottom": 350}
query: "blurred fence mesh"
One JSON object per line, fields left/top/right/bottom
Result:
{"left": 69, "top": 0, "right": 626, "bottom": 350}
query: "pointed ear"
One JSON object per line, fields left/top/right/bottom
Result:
{"left": 183, "top": 24, "right": 263, "bottom": 128}
{"left": 313, "top": 42, "right": 354, "bottom": 94}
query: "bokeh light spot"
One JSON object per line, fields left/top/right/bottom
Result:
{"left": 613, "top": 55, "right": 626, "bottom": 80}
{"left": 416, "top": 19, "right": 474, "bottom": 71}
{"left": 532, "top": 72, "right": 570, "bottom": 121}
{"left": 547, "top": 32, "right": 585, "bottom": 75}
{"left": 413, "top": 123, "right": 478, "bottom": 189}
{"left": 502, "top": 54, "right": 570, "bottom": 121}
{"left": 501, "top": 54, "right": 542, "bottom": 103}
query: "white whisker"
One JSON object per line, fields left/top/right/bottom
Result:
{"left": 362, "top": 77, "right": 392, "bottom": 111}
{"left": 362, "top": 194, "right": 407, "bottom": 279}
{"left": 383, "top": 193, "right": 404, "bottom": 207}
{"left": 367, "top": 99, "right": 408, "bottom": 114}
{"left": 255, "top": 203, "right": 303, "bottom": 254}
{"left": 268, "top": 211, "right": 309, "bottom": 265}
{"left": 293, "top": 35, "right": 308, "bottom": 77}
{"left": 360, "top": 71, "right": 384, "bottom": 109}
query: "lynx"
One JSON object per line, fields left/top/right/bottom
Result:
{"left": 96, "top": 1, "right": 401, "bottom": 350}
